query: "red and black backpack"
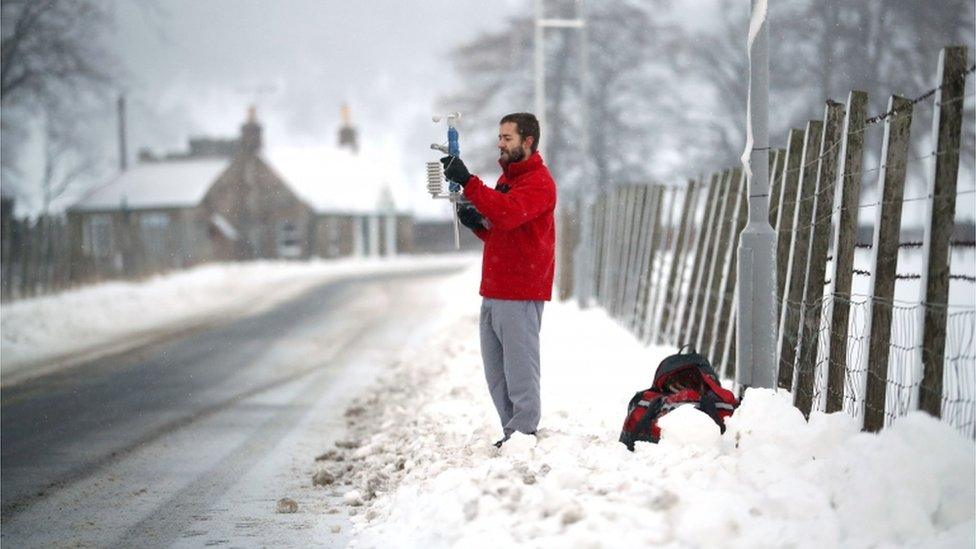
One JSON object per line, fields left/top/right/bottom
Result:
{"left": 619, "top": 346, "right": 738, "bottom": 451}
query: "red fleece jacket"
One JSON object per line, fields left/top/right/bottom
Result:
{"left": 462, "top": 152, "right": 557, "bottom": 301}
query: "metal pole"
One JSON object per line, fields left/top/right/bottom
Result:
{"left": 574, "top": 0, "right": 594, "bottom": 305}
{"left": 736, "top": 0, "right": 777, "bottom": 390}
{"left": 534, "top": 0, "right": 546, "bottom": 159}
{"left": 577, "top": 0, "right": 589, "bottom": 184}
{"left": 537, "top": 0, "right": 593, "bottom": 302}
{"left": 117, "top": 94, "right": 128, "bottom": 172}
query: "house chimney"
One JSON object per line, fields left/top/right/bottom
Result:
{"left": 117, "top": 94, "right": 128, "bottom": 171}
{"left": 239, "top": 105, "right": 262, "bottom": 156}
{"left": 337, "top": 103, "right": 358, "bottom": 154}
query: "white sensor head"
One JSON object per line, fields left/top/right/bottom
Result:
{"left": 432, "top": 112, "right": 461, "bottom": 125}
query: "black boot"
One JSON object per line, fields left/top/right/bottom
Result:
{"left": 494, "top": 431, "right": 537, "bottom": 448}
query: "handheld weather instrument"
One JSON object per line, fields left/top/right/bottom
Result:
{"left": 426, "top": 112, "right": 467, "bottom": 249}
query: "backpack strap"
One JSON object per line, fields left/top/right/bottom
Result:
{"left": 631, "top": 396, "right": 665, "bottom": 441}
{"left": 620, "top": 390, "right": 664, "bottom": 451}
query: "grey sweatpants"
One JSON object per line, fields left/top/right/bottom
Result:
{"left": 480, "top": 298, "right": 545, "bottom": 436}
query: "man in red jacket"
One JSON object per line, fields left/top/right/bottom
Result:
{"left": 440, "top": 112, "right": 557, "bottom": 448}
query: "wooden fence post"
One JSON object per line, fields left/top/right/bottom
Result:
{"left": 683, "top": 171, "right": 729, "bottom": 347}
{"left": 577, "top": 198, "right": 596, "bottom": 307}
{"left": 776, "top": 120, "right": 824, "bottom": 390}
{"left": 624, "top": 185, "right": 651, "bottom": 328}
{"left": 774, "top": 130, "right": 806, "bottom": 307}
{"left": 598, "top": 187, "right": 620, "bottom": 308}
{"left": 824, "top": 90, "right": 869, "bottom": 413}
{"left": 10, "top": 218, "right": 20, "bottom": 298}
{"left": 606, "top": 187, "right": 624, "bottom": 316}
{"left": 697, "top": 168, "right": 742, "bottom": 357}
{"left": 557, "top": 201, "right": 578, "bottom": 301}
{"left": 619, "top": 185, "right": 643, "bottom": 319}
{"left": 711, "top": 171, "right": 748, "bottom": 367}
{"left": 615, "top": 185, "right": 640, "bottom": 319}
{"left": 22, "top": 217, "right": 36, "bottom": 297}
{"left": 636, "top": 186, "right": 664, "bottom": 339}
{"left": 598, "top": 188, "right": 615, "bottom": 308}
{"left": 57, "top": 217, "right": 68, "bottom": 291}
{"left": 676, "top": 174, "right": 719, "bottom": 344}
{"left": 609, "top": 186, "right": 627, "bottom": 314}
{"left": 919, "top": 46, "right": 969, "bottom": 418}
{"left": 863, "top": 95, "right": 914, "bottom": 431}
{"left": 647, "top": 186, "right": 677, "bottom": 341}
{"left": 794, "top": 101, "right": 846, "bottom": 417}
{"left": 593, "top": 193, "right": 608, "bottom": 307}
{"left": 768, "top": 148, "right": 785, "bottom": 226}
{"left": 721, "top": 290, "right": 738, "bottom": 378}
{"left": 610, "top": 185, "right": 632, "bottom": 317}
{"left": 660, "top": 180, "right": 699, "bottom": 343}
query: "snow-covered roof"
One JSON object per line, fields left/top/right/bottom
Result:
{"left": 71, "top": 159, "right": 228, "bottom": 211}
{"left": 266, "top": 146, "right": 403, "bottom": 215}
{"left": 71, "top": 147, "right": 409, "bottom": 215}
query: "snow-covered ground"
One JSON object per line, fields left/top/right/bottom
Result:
{"left": 313, "top": 266, "right": 975, "bottom": 548}
{"left": 0, "top": 255, "right": 476, "bottom": 385}
{"left": 2, "top": 256, "right": 972, "bottom": 546}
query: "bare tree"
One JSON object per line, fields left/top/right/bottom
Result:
{"left": 39, "top": 108, "right": 99, "bottom": 215}
{"left": 438, "top": 16, "right": 533, "bottom": 177}
{"left": 1, "top": 0, "right": 117, "bottom": 210}
{"left": 1, "top": 0, "right": 113, "bottom": 105}
{"left": 440, "top": 0, "right": 675, "bottom": 194}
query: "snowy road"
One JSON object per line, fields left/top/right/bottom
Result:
{"left": 1, "top": 264, "right": 467, "bottom": 547}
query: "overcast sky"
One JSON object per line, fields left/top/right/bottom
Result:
{"left": 92, "top": 0, "right": 526, "bottom": 218}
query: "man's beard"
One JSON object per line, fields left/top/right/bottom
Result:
{"left": 499, "top": 146, "right": 526, "bottom": 165}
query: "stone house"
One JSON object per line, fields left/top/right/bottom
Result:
{"left": 66, "top": 108, "right": 412, "bottom": 281}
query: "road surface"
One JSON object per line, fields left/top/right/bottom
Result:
{"left": 1, "top": 264, "right": 467, "bottom": 547}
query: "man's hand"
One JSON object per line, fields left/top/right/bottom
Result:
{"left": 440, "top": 155, "right": 471, "bottom": 186}
{"left": 457, "top": 203, "right": 486, "bottom": 231}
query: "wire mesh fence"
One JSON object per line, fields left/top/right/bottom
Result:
{"left": 559, "top": 45, "right": 975, "bottom": 438}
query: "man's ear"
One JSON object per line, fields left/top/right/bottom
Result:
{"left": 523, "top": 135, "right": 535, "bottom": 151}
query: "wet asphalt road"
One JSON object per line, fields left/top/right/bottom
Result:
{"left": 0, "top": 264, "right": 466, "bottom": 546}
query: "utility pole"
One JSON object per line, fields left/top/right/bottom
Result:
{"left": 117, "top": 94, "right": 128, "bottom": 172}
{"left": 736, "top": 0, "right": 777, "bottom": 391}
{"left": 535, "top": 0, "right": 593, "bottom": 302}
{"left": 533, "top": 0, "right": 585, "bottom": 161}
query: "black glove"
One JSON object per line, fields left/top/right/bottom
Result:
{"left": 440, "top": 155, "right": 471, "bottom": 187}
{"left": 457, "top": 203, "right": 486, "bottom": 231}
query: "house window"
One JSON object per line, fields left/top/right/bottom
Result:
{"left": 139, "top": 213, "right": 170, "bottom": 261}
{"left": 277, "top": 220, "right": 302, "bottom": 258}
{"left": 83, "top": 214, "right": 114, "bottom": 258}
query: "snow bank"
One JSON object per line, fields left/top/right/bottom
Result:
{"left": 315, "top": 294, "right": 974, "bottom": 548}
{"left": 1, "top": 255, "right": 476, "bottom": 383}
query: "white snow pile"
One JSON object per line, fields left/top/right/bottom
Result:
{"left": 1, "top": 255, "right": 475, "bottom": 382}
{"left": 321, "top": 298, "right": 974, "bottom": 548}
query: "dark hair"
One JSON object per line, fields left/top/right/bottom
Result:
{"left": 499, "top": 112, "right": 540, "bottom": 153}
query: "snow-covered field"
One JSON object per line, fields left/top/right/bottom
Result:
{"left": 0, "top": 255, "right": 476, "bottom": 385}
{"left": 314, "top": 267, "right": 975, "bottom": 548}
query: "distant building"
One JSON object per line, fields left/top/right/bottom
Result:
{"left": 67, "top": 106, "right": 413, "bottom": 280}
{"left": 137, "top": 137, "right": 239, "bottom": 163}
